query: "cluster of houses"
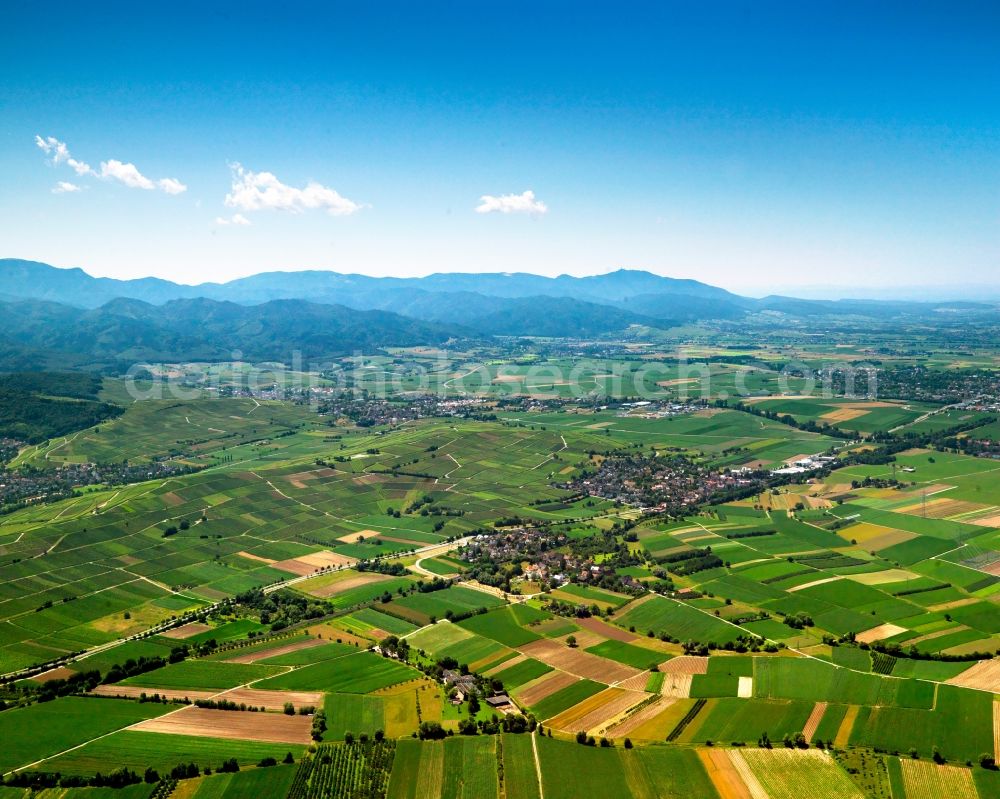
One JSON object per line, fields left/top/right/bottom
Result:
{"left": 315, "top": 393, "right": 496, "bottom": 427}
{"left": 458, "top": 528, "right": 645, "bottom": 594}
{"left": 564, "top": 454, "right": 767, "bottom": 513}
{"left": 0, "top": 460, "right": 191, "bottom": 510}
{"left": 458, "top": 529, "right": 574, "bottom": 591}
{"left": 0, "top": 437, "right": 22, "bottom": 464}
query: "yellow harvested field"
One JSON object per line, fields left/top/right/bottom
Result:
{"left": 272, "top": 549, "right": 355, "bottom": 575}
{"left": 698, "top": 748, "right": 757, "bottom": 799}
{"left": 802, "top": 702, "right": 827, "bottom": 742}
{"left": 554, "top": 629, "right": 604, "bottom": 649}
{"left": 298, "top": 550, "right": 358, "bottom": 568}
{"left": 336, "top": 529, "right": 381, "bottom": 543}
{"left": 373, "top": 683, "right": 425, "bottom": 737}
{"left": 855, "top": 623, "right": 907, "bottom": 644}
{"left": 237, "top": 550, "right": 275, "bottom": 564}
{"left": 899, "top": 758, "right": 978, "bottom": 799}
{"left": 835, "top": 706, "right": 859, "bottom": 748}
{"left": 995, "top": 700, "right": 1000, "bottom": 761}
{"left": 840, "top": 522, "right": 900, "bottom": 543}
{"left": 820, "top": 408, "right": 868, "bottom": 423}
{"left": 519, "top": 639, "right": 640, "bottom": 683}
{"left": 805, "top": 495, "right": 834, "bottom": 509}
{"left": 789, "top": 575, "right": 843, "bottom": 593}
{"left": 606, "top": 697, "right": 675, "bottom": 738}
{"left": 848, "top": 568, "right": 920, "bottom": 586}
{"left": 659, "top": 655, "right": 709, "bottom": 674}
{"left": 133, "top": 706, "right": 312, "bottom": 744}
{"left": 545, "top": 687, "right": 649, "bottom": 732}
{"left": 862, "top": 529, "right": 918, "bottom": 551}
{"left": 306, "top": 572, "right": 391, "bottom": 598}
{"left": 660, "top": 673, "right": 693, "bottom": 698}
{"left": 946, "top": 659, "right": 1000, "bottom": 692}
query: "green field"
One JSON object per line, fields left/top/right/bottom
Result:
{"left": 120, "top": 660, "right": 284, "bottom": 690}
{"left": 455, "top": 605, "right": 547, "bottom": 647}
{"left": 256, "top": 651, "right": 420, "bottom": 693}
{"left": 615, "top": 596, "right": 739, "bottom": 644}
{"left": 188, "top": 764, "right": 298, "bottom": 798}
{"left": 0, "top": 697, "right": 171, "bottom": 774}
{"left": 38, "top": 730, "right": 307, "bottom": 775}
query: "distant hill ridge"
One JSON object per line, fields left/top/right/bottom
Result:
{"left": 0, "top": 260, "right": 996, "bottom": 360}
{"left": 0, "top": 259, "right": 738, "bottom": 307}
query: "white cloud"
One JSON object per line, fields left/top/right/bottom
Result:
{"left": 157, "top": 177, "right": 187, "bottom": 195}
{"left": 215, "top": 213, "right": 251, "bottom": 227}
{"left": 475, "top": 189, "right": 548, "bottom": 215}
{"left": 225, "top": 163, "right": 363, "bottom": 216}
{"left": 35, "top": 135, "right": 185, "bottom": 194}
{"left": 52, "top": 181, "right": 82, "bottom": 194}
{"left": 100, "top": 159, "right": 155, "bottom": 190}
{"left": 35, "top": 135, "right": 93, "bottom": 176}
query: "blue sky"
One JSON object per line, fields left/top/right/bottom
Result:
{"left": 2, "top": 1, "right": 998, "bottom": 294}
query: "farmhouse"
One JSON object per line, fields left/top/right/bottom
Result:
{"left": 442, "top": 669, "right": 477, "bottom": 693}
{"left": 485, "top": 694, "right": 515, "bottom": 712}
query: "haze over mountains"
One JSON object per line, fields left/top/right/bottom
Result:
{"left": 1, "top": 259, "right": 997, "bottom": 369}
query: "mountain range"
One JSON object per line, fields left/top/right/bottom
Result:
{"left": 1, "top": 259, "right": 997, "bottom": 369}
